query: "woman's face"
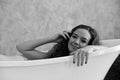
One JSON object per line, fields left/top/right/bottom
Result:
{"left": 68, "top": 29, "right": 91, "bottom": 53}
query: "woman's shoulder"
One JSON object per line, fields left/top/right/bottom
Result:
{"left": 47, "top": 43, "right": 69, "bottom": 58}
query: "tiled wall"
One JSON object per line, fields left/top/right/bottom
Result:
{"left": 0, "top": 0, "right": 120, "bottom": 55}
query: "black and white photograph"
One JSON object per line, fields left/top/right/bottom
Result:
{"left": 0, "top": 0, "right": 120, "bottom": 80}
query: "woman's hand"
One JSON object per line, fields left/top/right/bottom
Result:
{"left": 72, "top": 49, "right": 89, "bottom": 66}
{"left": 71, "top": 45, "right": 107, "bottom": 66}
{"left": 71, "top": 46, "right": 96, "bottom": 66}
{"left": 53, "top": 31, "right": 70, "bottom": 43}
{"left": 61, "top": 31, "right": 70, "bottom": 39}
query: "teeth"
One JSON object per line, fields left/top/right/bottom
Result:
{"left": 72, "top": 46, "right": 78, "bottom": 50}
{"left": 72, "top": 45, "right": 78, "bottom": 49}
{"left": 71, "top": 43, "right": 79, "bottom": 49}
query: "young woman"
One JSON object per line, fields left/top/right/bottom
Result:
{"left": 16, "top": 24, "right": 101, "bottom": 66}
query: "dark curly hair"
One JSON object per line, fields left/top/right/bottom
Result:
{"left": 48, "top": 24, "right": 100, "bottom": 58}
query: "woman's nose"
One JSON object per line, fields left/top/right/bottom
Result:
{"left": 75, "top": 39, "right": 80, "bottom": 45}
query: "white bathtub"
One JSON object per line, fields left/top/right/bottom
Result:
{"left": 0, "top": 39, "right": 120, "bottom": 80}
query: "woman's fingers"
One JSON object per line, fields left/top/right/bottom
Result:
{"left": 73, "top": 52, "right": 76, "bottom": 64}
{"left": 63, "top": 31, "right": 70, "bottom": 38}
{"left": 73, "top": 49, "right": 89, "bottom": 67}
{"left": 73, "top": 51, "right": 78, "bottom": 64}
{"left": 81, "top": 51, "right": 88, "bottom": 66}
{"left": 62, "top": 31, "right": 70, "bottom": 39}
{"left": 77, "top": 50, "right": 80, "bottom": 66}
{"left": 85, "top": 52, "right": 88, "bottom": 64}
{"left": 81, "top": 52, "right": 84, "bottom": 66}
{"left": 79, "top": 50, "right": 85, "bottom": 66}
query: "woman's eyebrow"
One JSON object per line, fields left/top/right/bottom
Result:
{"left": 72, "top": 33, "right": 78, "bottom": 36}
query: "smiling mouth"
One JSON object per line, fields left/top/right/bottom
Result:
{"left": 71, "top": 45, "right": 79, "bottom": 50}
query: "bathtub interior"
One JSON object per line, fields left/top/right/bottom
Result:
{"left": 101, "top": 39, "right": 120, "bottom": 47}
{"left": 0, "top": 39, "right": 120, "bottom": 80}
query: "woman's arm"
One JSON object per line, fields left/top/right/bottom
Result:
{"left": 16, "top": 35, "right": 59, "bottom": 60}
{"left": 71, "top": 45, "right": 108, "bottom": 66}
{"left": 16, "top": 32, "right": 69, "bottom": 60}
{"left": 17, "top": 37, "right": 55, "bottom": 51}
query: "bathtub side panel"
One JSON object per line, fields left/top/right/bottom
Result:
{"left": 0, "top": 51, "right": 119, "bottom": 80}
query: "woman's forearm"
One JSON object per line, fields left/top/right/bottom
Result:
{"left": 16, "top": 36, "right": 55, "bottom": 51}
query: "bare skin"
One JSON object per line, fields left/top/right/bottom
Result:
{"left": 17, "top": 29, "right": 103, "bottom": 66}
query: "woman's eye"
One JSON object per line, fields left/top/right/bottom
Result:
{"left": 81, "top": 40, "right": 87, "bottom": 43}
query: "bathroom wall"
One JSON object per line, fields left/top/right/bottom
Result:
{"left": 0, "top": 0, "right": 120, "bottom": 55}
